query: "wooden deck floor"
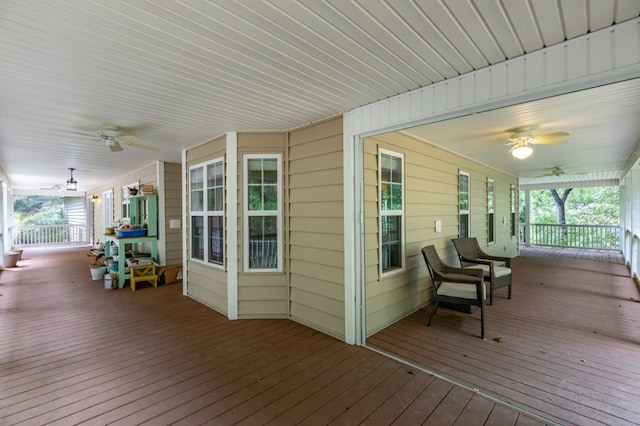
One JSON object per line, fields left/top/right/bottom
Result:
{"left": 368, "top": 246, "right": 640, "bottom": 426}
{"left": 0, "top": 245, "right": 545, "bottom": 425}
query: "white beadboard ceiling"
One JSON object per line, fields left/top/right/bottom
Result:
{"left": 1, "top": 1, "right": 640, "bottom": 192}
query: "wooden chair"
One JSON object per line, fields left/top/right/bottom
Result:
{"left": 451, "top": 237, "right": 512, "bottom": 305}
{"left": 129, "top": 264, "right": 158, "bottom": 291}
{"left": 421, "top": 245, "right": 486, "bottom": 339}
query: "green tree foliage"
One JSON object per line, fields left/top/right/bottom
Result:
{"left": 520, "top": 187, "right": 619, "bottom": 225}
{"left": 14, "top": 196, "right": 66, "bottom": 226}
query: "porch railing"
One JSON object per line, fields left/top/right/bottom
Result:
{"left": 13, "top": 224, "right": 87, "bottom": 247}
{"left": 519, "top": 223, "right": 620, "bottom": 250}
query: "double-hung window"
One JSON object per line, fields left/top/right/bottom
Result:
{"left": 189, "top": 158, "right": 225, "bottom": 266}
{"left": 379, "top": 149, "right": 404, "bottom": 275}
{"left": 487, "top": 178, "right": 495, "bottom": 244}
{"left": 459, "top": 171, "right": 470, "bottom": 238}
{"left": 244, "top": 154, "right": 282, "bottom": 272}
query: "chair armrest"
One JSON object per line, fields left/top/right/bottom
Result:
{"left": 436, "top": 267, "right": 483, "bottom": 283}
{"left": 478, "top": 254, "right": 512, "bottom": 268}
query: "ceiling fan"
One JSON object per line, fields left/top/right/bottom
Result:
{"left": 536, "top": 166, "right": 567, "bottom": 178}
{"left": 506, "top": 127, "right": 569, "bottom": 159}
{"left": 96, "top": 124, "right": 159, "bottom": 152}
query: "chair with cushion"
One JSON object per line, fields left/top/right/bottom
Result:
{"left": 451, "top": 237, "right": 512, "bottom": 305}
{"left": 129, "top": 264, "right": 158, "bottom": 291}
{"left": 421, "top": 245, "right": 486, "bottom": 339}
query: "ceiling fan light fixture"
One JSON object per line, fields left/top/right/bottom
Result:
{"left": 66, "top": 168, "right": 78, "bottom": 191}
{"left": 512, "top": 144, "right": 533, "bottom": 159}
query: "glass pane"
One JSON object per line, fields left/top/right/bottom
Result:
{"left": 191, "top": 190, "right": 203, "bottom": 212}
{"left": 248, "top": 216, "right": 278, "bottom": 269}
{"left": 248, "top": 185, "right": 263, "bottom": 210}
{"left": 190, "top": 168, "right": 203, "bottom": 189}
{"left": 247, "top": 159, "right": 263, "bottom": 184}
{"left": 459, "top": 174, "right": 469, "bottom": 192}
{"left": 191, "top": 216, "right": 204, "bottom": 261}
{"left": 214, "top": 187, "right": 223, "bottom": 211}
{"left": 209, "top": 215, "right": 224, "bottom": 264}
{"left": 381, "top": 215, "right": 401, "bottom": 272}
{"left": 488, "top": 213, "right": 495, "bottom": 242}
{"left": 460, "top": 193, "right": 469, "bottom": 211}
{"left": 207, "top": 188, "right": 217, "bottom": 211}
{"left": 460, "top": 213, "right": 469, "bottom": 238}
{"left": 263, "top": 185, "right": 278, "bottom": 210}
{"left": 390, "top": 183, "right": 402, "bottom": 210}
{"left": 390, "top": 156, "right": 402, "bottom": 182}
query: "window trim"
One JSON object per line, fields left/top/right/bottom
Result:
{"left": 189, "top": 157, "right": 225, "bottom": 269}
{"left": 243, "top": 153, "right": 283, "bottom": 273}
{"left": 102, "top": 189, "right": 114, "bottom": 228}
{"left": 459, "top": 171, "right": 470, "bottom": 238}
{"left": 121, "top": 181, "right": 139, "bottom": 222}
{"left": 378, "top": 148, "right": 405, "bottom": 277}
{"left": 487, "top": 178, "right": 495, "bottom": 244}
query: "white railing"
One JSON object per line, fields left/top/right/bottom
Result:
{"left": 13, "top": 224, "right": 87, "bottom": 246}
{"left": 519, "top": 223, "right": 620, "bottom": 251}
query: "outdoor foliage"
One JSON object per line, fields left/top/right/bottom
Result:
{"left": 14, "top": 196, "right": 66, "bottom": 225}
{"left": 519, "top": 187, "right": 619, "bottom": 225}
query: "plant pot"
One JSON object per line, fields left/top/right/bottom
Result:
{"left": 90, "top": 265, "right": 107, "bottom": 280}
{"left": 3, "top": 252, "right": 20, "bottom": 268}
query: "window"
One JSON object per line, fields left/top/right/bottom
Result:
{"left": 459, "top": 171, "right": 470, "bottom": 238}
{"left": 102, "top": 189, "right": 113, "bottom": 228}
{"left": 243, "top": 154, "right": 282, "bottom": 272}
{"left": 510, "top": 184, "right": 516, "bottom": 238}
{"left": 189, "top": 158, "right": 225, "bottom": 266}
{"left": 379, "top": 149, "right": 404, "bottom": 275}
{"left": 487, "top": 178, "right": 495, "bottom": 244}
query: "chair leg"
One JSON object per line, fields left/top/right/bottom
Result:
{"left": 427, "top": 299, "right": 439, "bottom": 326}
{"left": 489, "top": 282, "right": 494, "bottom": 305}
{"left": 480, "top": 302, "right": 485, "bottom": 339}
{"left": 508, "top": 282, "right": 512, "bottom": 299}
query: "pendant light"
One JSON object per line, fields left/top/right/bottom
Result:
{"left": 66, "top": 168, "right": 78, "bottom": 191}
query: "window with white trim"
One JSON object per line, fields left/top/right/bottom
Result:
{"left": 459, "top": 171, "right": 470, "bottom": 238}
{"left": 189, "top": 158, "right": 225, "bottom": 266}
{"left": 487, "top": 178, "right": 495, "bottom": 244}
{"left": 102, "top": 189, "right": 114, "bottom": 228}
{"left": 379, "top": 149, "right": 404, "bottom": 275}
{"left": 243, "top": 154, "right": 282, "bottom": 272}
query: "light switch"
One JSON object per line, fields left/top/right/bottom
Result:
{"left": 435, "top": 220, "right": 442, "bottom": 233}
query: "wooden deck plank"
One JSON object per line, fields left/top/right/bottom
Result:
{"left": 0, "top": 245, "right": 549, "bottom": 425}
{"left": 369, "top": 246, "right": 640, "bottom": 426}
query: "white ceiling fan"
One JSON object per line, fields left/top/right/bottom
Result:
{"left": 536, "top": 166, "right": 567, "bottom": 178}
{"left": 506, "top": 127, "right": 569, "bottom": 159}
{"left": 97, "top": 123, "right": 159, "bottom": 152}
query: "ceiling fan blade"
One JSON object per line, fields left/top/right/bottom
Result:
{"left": 536, "top": 131, "right": 570, "bottom": 140}
{"left": 116, "top": 135, "right": 141, "bottom": 144}
{"left": 109, "top": 141, "right": 123, "bottom": 152}
{"left": 532, "top": 139, "right": 567, "bottom": 145}
{"left": 127, "top": 141, "right": 160, "bottom": 152}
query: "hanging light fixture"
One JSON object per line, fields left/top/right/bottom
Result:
{"left": 66, "top": 168, "right": 78, "bottom": 191}
{"left": 511, "top": 142, "right": 533, "bottom": 160}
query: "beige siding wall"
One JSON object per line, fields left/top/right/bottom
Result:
{"left": 237, "top": 132, "right": 288, "bottom": 318}
{"left": 364, "top": 132, "right": 517, "bottom": 336}
{"left": 288, "top": 117, "right": 345, "bottom": 339}
{"left": 162, "top": 162, "right": 183, "bottom": 266}
{"left": 185, "top": 135, "right": 228, "bottom": 315}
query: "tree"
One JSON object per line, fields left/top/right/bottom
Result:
{"left": 549, "top": 188, "right": 572, "bottom": 225}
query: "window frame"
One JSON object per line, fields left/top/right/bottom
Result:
{"left": 102, "top": 189, "right": 114, "bottom": 228}
{"left": 243, "top": 153, "right": 283, "bottom": 273}
{"left": 459, "top": 171, "right": 470, "bottom": 238}
{"left": 189, "top": 157, "right": 225, "bottom": 268}
{"left": 378, "top": 148, "right": 405, "bottom": 277}
{"left": 487, "top": 178, "right": 495, "bottom": 244}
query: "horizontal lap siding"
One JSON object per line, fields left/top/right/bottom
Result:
{"left": 364, "top": 132, "right": 517, "bottom": 336}
{"left": 163, "top": 162, "right": 183, "bottom": 266}
{"left": 237, "top": 132, "right": 288, "bottom": 318}
{"left": 185, "top": 136, "right": 228, "bottom": 313}
{"left": 288, "top": 117, "right": 345, "bottom": 340}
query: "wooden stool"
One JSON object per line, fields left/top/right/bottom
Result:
{"left": 129, "top": 264, "right": 158, "bottom": 291}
